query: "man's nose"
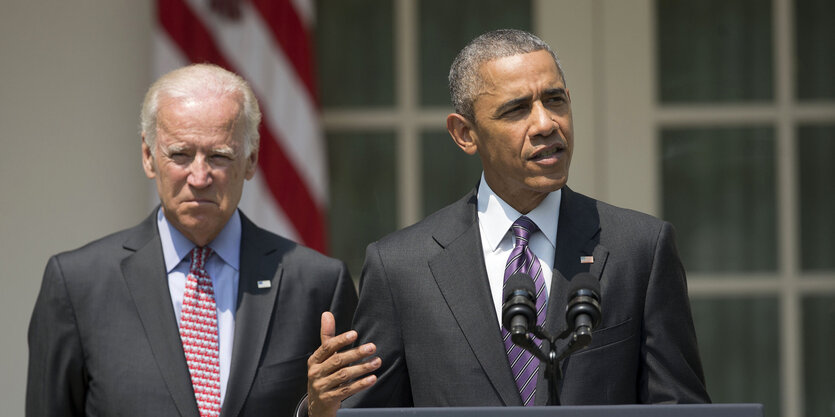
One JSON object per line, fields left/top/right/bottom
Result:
{"left": 187, "top": 157, "right": 213, "bottom": 188}
{"left": 530, "top": 102, "right": 556, "bottom": 137}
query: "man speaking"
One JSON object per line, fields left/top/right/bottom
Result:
{"left": 26, "top": 64, "right": 357, "bottom": 417}
{"left": 306, "top": 29, "right": 710, "bottom": 416}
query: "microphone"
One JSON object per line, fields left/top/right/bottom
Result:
{"left": 501, "top": 273, "right": 537, "bottom": 343}
{"left": 565, "top": 273, "right": 602, "bottom": 348}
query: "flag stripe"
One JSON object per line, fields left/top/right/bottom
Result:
{"left": 258, "top": 119, "right": 327, "bottom": 252}
{"left": 249, "top": 0, "right": 318, "bottom": 102}
{"left": 157, "top": 0, "right": 327, "bottom": 252}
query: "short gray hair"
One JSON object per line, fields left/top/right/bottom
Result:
{"left": 140, "top": 63, "right": 262, "bottom": 156}
{"left": 448, "top": 29, "right": 566, "bottom": 122}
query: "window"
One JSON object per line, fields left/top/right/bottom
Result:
{"left": 316, "top": 0, "right": 531, "bottom": 274}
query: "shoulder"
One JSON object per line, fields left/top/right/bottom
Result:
{"left": 49, "top": 214, "right": 156, "bottom": 270}
{"left": 567, "top": 187, "right": 666, "bottom": 227}
{"left": 373, "top": 190, "right": 477, "bottom": 253}
{"left": 240, "top": 213, "right": 348, "bottom": 276}
{"left": 563, "top": 188, "right": 674, "bottom": 254}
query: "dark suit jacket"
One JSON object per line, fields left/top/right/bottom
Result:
{"left": 27, "top": 210, "right": 358, "bottom": 417}
{"left": 344, "top": 187, "right": 709, "bottom": 407}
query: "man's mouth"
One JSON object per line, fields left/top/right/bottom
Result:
{"left": 529, "top": 143, "right": 565, "bottom": 161}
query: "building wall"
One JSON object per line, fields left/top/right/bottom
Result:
{"left": 0, "top": 1, "right": 153, "bottom": 414}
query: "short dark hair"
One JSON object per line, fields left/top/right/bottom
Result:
{"left": 448, "top": 29, "right": 566, "bottom": 121}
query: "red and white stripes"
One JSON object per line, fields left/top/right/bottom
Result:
{"left": 155, "top": 0, "right": 327, "bottom": 252}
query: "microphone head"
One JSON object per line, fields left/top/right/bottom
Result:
{"left": 566, "top": 272, "right": 602, "bottom": 333}
{"left": 503, "top": 273, "right": 536, "bottom": 302}
{"left": 568, "top": 272, "right": 600, "bottom": 300}
{"left": 501, "top": 273, "right": 537, "bottom": 333}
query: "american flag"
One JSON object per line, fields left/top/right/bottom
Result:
{"left": 154, "top": 0, "right": 327, "bottom": 253}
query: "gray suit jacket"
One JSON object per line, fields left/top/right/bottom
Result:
{"left": 344, "top": 187, "right": 709, "bottom": 407}
{"left": 27, "top": 210, "right": 357, "bottom": 417}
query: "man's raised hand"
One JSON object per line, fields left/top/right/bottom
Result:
{"left": 307, "top": 312, "right": 380, "bottom": 417}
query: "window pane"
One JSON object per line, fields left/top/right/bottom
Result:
{"left": 795, "top": 0, "right": 835, "bottom": 100}
{"left": 418, "top": 0, "right": 531, "bottom": 107}
{"left": 656, "top": 0, "right": 773, "bottom": 103}
{"left": 798, "top": 125, "right": 835, "bottom": 271}
{"left": 691, "top": 297, "right": 780, "bottom": 416}
{"left": 803, "top": 296, "right": 835, "bottom": 417}
{"left": 316, "top": 0, "right": 394, "bottom": 108}
{"left": 327, "top": 132, "right": 397, "bottom": 277}
{"left": 421, "top": 130, "right": 483, "bottom": 217}
{"left": 661, "top": 127, "right": 777, "bottom": 272}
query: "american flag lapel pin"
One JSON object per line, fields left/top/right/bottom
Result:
{"left": 580, "top": 256, "right": 594, "bottom": 264}
{"left": 257, "top": 280, "right": 271, "bottom": 289}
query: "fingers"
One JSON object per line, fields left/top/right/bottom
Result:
{"left": 309, "top": 322, "right": 358, "bottom": 367}
{"left": 309, "top": 343, "right": 380, "bottom": 392}
{"left": 311, "top": 355, "right": 380, "bottom": 399}
{"left": 307, "top": 312, "right": 380, "bottom": 417}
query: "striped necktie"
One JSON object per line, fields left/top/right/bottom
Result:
{"left": 501, "top": 216, "right": 547, "bottom": 406}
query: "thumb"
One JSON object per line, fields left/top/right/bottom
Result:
{"left": 320, "top": 311, "right": 336, "bottom": 345}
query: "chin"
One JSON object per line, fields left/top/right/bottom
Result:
{"left": 526, "top": 175, "right": 567, "bottom": 193}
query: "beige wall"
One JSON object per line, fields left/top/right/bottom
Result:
{"left": 0, "top": 1, "right": 153, "bottom": 414}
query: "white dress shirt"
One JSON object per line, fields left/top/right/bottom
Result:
{"left": 157, "top": 208, "right": 240, "bottom": 405}
{"left": 476, "top": 174, "right": 562, "bottom": 328}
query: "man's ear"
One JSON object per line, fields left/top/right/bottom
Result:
{"left": 446, "top": 113, "right": 478, "bottom": 156}
{"left": 141, "top": 135, "right": 156, "bottom": 179}
{"left": 244, "top": 147, "right": 258, "bottom": 180}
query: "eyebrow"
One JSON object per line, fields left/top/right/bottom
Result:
{"left": 163, "top": 143, "right": 188, "bottom": 155}
{"left": 212, "top": 147, "right": 236, "bottom": 158}
{"left": 493, "top": 87, "right": 567, "bottom": 118}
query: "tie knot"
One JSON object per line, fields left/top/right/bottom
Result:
{"left": 511, "top": 216, "right": 539, "bottom": 246}
{"left": 189, "top": 246, "right": 213, "bottom": 271}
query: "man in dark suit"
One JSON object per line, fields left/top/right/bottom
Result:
{"left": 26, "top": 63, "right": 357, "bottom": 417}
{"left": 305, "top": 29, "right": 709, "bottom": 416}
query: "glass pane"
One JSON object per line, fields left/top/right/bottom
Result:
{"left": 803, "top": 296, "right": 835, "bottom": 417}
{"left": 327, "top": 132, "right": 397, "bottom": 278}
{"left": 656, "top": 0, "right": 773, "bottom": 103}
{"left": 798, "top": 125, "right": 835, "bottom": 271}
{"left": 316, "top": 0, "right": 394, "bottom": 108}
{"left": 795, "top": 0, "right": 835, "bottom": 100}
{"left": 691, "top": 297, "right": 780, "bottom": 416}
{"left": 418, "top": 0, "right": 532, "bottom": 107}
{"left": 661, "top": 127, "right": 777, "bottom": 272}
{"left": 421, "top": 130, "right": 483, "bottom": 217}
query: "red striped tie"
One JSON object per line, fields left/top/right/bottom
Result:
{"left": 179, "top": 246, "right": 221, "bottom": 417}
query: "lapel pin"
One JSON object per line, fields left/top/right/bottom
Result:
{"left": 580, "top": 256, "right": 594, "bottom": 264}
{"left": 257, "top": 280, "right": 271, "bottom": 289}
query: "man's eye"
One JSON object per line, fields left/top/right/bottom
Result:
{"left": 545, "top": 96, "right": 566, "bottom": 105}
{"left": 504, "top": 105, "right": 526, "bottom": 116}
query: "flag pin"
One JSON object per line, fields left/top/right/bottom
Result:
{"left": 580, "top": 256, "right": 594, "bottom": 264}
{"left": 257, "top": 280, "right": 271, "bottom": 289}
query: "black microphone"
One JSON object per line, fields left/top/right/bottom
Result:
{"left": 565, "top": 273, "right": 602, "bottom": 348}
{"left": 501, "top": 273, "right": 537, "bottom": 343}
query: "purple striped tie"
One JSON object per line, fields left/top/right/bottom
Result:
{"left": 501, "top": 216, "right": 547, "bottom": 406}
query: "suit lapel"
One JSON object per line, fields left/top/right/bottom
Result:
{"left": 121, "top": 212, "right": 200, "bottom": 417}
{"left": 221, "top": 214, "right": 282, "bottom": 417}
{"left": 427, "top": 191, "right": 522, "bottom": 406}
{"left": 536, "top": 187, "right": 609, "bottom": 405}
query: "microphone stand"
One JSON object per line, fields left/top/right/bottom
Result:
{"left": 509, "top": 325, "right": 594, "bottom": 406}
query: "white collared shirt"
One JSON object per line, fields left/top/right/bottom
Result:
{"left": 157, "top": 208, "right": 240, "bottom": 405}
{"left": 476, "top": 174, "right": 562, "bottom": 328}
